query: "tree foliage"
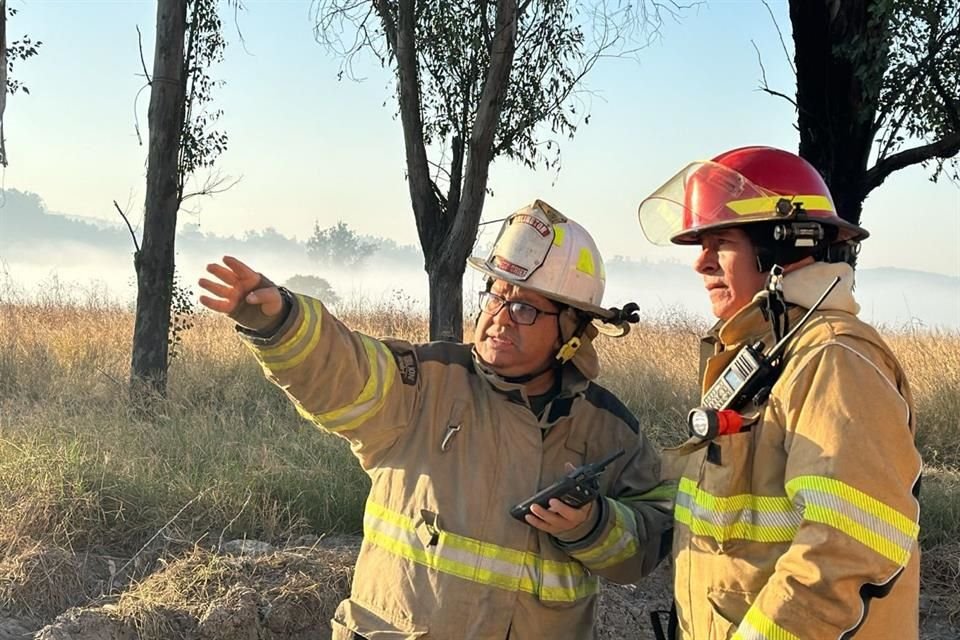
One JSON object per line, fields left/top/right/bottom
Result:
{"left": 313, "top": 0, "right": 689, "bottom": 339}
{"left": 4, "top": 6, "right": 42, "bottom": 97}
{"left": 307, "top": 220, "right": 378, "bottom": 267}
{"left": 867, "top": 0, "right": 960, "bottom": 185}
{"left": 786, "top": 0, "right": 959, "bottom": 228}
{"left": 1, "top": 2, "right": 43, "bottom": 167}
{"left": 179, "top": 0, "right": 229, "bottom": 202}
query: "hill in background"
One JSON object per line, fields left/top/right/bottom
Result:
{"left": 2, "top": 188, "right": 957, "bottom": 329}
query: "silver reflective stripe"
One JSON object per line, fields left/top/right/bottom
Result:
{"left": 675, "top": 489, "right": 803, "bottom": 531}
{"left": 363, "top": 502, "right": 596, "bottom": 602}
{"left": 797, "top": 487, "right": 915, "bottom": 557}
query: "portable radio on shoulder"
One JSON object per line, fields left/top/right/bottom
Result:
{"left": 688, "top": 276, "right": 841, "bottom": 441}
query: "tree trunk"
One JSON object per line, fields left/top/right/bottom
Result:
{"left": 130, "top": 0, "right": 187, "bottom": 397}
{"left": 791, "top": 0, "right": 889, "bottom": 228}
{"left": 428, "top": 261, "right": 465, "bottom": 342}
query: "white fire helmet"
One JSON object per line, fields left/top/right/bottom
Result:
{"left": 467, "top": 200, "right": 613, "bottom": 321}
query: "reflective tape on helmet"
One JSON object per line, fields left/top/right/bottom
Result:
{"left": 726, "top": 194, "right": 835, "bottom": 217}
{"left": 576, "top": 248, "right": 595, "bottom": 275}
{"left": 363, "top": 500, "right": 598, "bottom": 602}
{"left": 553, "top": 225, "right": 566, "bottom": 247}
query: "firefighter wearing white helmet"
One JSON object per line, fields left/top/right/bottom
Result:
{"left": 199, "top": 199, "right": 673, "bottom": 639}
{"left": 469, "top": 199, "right": 636, "bottom": 379}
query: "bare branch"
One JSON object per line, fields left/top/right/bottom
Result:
{"left": 132, "top": 25, "right": 155, "bottom": 146}
{"left": 864, "top": 132, "right": 960, "bottom": 193}
{"left": 760, "top": 0, "right": 795, "bottom": 75}
{"left": 136, "top": 25, "right": 152, "bottom": 82}
{"left": 229, "top": 0, "right": 251, "bottom": 55}
{"left": 751, "top": 39, "right": 798, "bottom": 108}
{"left": 180, "top": 171, "right": 242, "bottom": 203}
{"left": 113, "top": 199, "right": 141, "bottom": 254}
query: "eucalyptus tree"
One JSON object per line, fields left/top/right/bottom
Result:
{"left": 131, "top": 0, "right": 228, "bottom": 396}
{"left": 315, "top": 0, "right": 690, "bottom": 340}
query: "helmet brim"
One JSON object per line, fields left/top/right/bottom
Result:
{"left": 467, "top": 257, "right": 615, "bottom": 321}
{"left": 669, "top": 215, "right": 870, "bottom": 245}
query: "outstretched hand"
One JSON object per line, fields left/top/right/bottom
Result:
{"left": 198, "top": 256, "right": 285, "bottom": 331}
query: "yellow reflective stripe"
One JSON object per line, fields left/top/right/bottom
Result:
{"left": 675, "top": 478, "right": 800, "bottom": 543}
{"left": 786, "top": 476, "right": 918, "bottom": 565}
{"left": 253, "top": 296, "right": 324, "bottom": 371}
{"left": 304, "top": 336, "right": 396, "bottom": 433}
{"left": 568, "top": 499, "right": 639, "bottom": 569}
{"left": 364, "top": 501, "right": 597, "bottom": 602}
{"left": 675, "top": 503, "right": 799, "bottom": 543}
{"left": 733, "top": 607, "right": 800, "bottom": 640}
{"left": 726, "top": 195, "right": 834, "bottom": 216}
{"left": 786, "top": 476, "right": 918, "bottom": 538}
{"left": 576, "top": 248, "right": 595, "bottom": 275}
{"left": 680, "top": 477, "right": 794, "bottom": 513}
{"left": 553, "top": 225, "right": 565, "bottom": 246}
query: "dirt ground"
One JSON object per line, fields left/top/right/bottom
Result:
{"left": 2, "top": 536, "right": 956, "bottom": 639}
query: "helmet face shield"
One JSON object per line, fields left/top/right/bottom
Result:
{"left": 638, "top": 161, "right": 784, "bottom": 245}
{"left": 638, "top": 147, "right": 868, "bottom": 246}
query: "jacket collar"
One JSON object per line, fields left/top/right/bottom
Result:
{"left": 471, "top": 348, "right": 591, "bottom": 414}
{"left": 716, "top": 262, "right": 859, "bottom": 346}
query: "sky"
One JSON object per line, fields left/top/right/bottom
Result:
{"left": 1, "top": 1, "right": 959, "bottom": 304}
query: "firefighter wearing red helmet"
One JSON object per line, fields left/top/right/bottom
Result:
{"left": 639, "top": 147, "right": 921, "bottom": 639}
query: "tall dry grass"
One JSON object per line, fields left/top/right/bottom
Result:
{"left": 1, "top": 292, "right": 958, "bottom": 561}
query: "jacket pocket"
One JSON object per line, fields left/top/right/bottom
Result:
{"left": 334, "top": 597, "right": 430, "bottom": 639}
{"left": 707, "top": 587, "right": 755, "bottom": 640}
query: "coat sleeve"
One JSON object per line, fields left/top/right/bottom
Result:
{"left": 238, "top": 291, "right": 420, "bottom": 470}
{"left": 732, "top": 334, "right": 921, "bottom": 639}
{"left": 553, "top": 428, "right": 676, "bottom": 584}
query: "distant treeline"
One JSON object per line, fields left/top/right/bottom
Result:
{"left": 0, "top": 188, "right": 423, "bottom": 269}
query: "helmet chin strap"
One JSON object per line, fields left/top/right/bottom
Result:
{"left": 758, "top": 264, "right": 789, "bottom": 342}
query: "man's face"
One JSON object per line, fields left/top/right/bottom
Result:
{"left": 473, "top": 279, "right": 562, "bottom": 377}
{"left": 693, "top": 228, "right": 767, "bottom": 321}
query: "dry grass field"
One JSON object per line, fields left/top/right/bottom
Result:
{"left": 0, "top": 290, "right": 957, "bottom": 638}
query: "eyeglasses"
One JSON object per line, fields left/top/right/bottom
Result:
{"left": 478, "top": 291, "right": 560, "bottom": 326}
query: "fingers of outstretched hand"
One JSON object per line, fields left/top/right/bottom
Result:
{"left": 205, "top": 262, "right": 240, "bottom": 286}
{"left": 222, "top": 256, "right": 260, "bottom": 283}
{"left": 198, "top": 278, "right": 235, "bottom": 301}
{"left": 198, "top": 294, "right": 234, "bottom": 313}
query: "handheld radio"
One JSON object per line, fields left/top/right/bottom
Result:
{"left": 510, "top": 449, "right": 625, "bottom": 522}
{"left": 688, "top": 276, "right": 841, "bottom": 440}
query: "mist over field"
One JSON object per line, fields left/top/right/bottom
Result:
{"left": 2, "top": 188, "right": 958, "bottom": 330}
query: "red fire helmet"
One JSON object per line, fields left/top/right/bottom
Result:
{"left": 638, "top": 146, "right": 869, "bottom": 246}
